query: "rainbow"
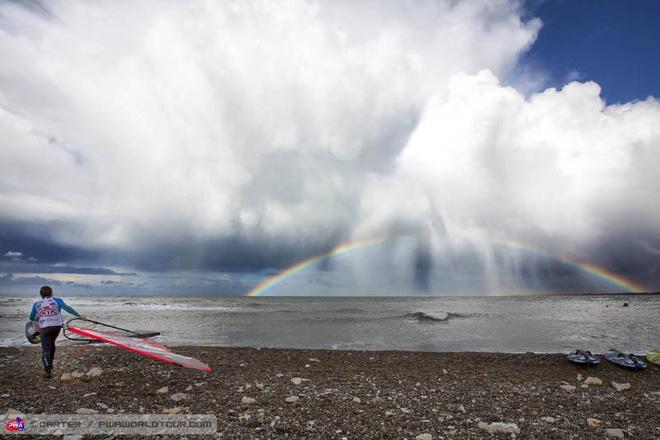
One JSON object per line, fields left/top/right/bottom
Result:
{"left": 245, "top": 236, "right": 649, "bottom": 296}
{"left": 245, "top": 237, "right": 407, "bottom": 296}
{"left": 494, "top": 239, "right": 648, "bottom": 293}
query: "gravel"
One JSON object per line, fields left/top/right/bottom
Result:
{"left": 1, "top": 346, "right": 658, "bottom": 439}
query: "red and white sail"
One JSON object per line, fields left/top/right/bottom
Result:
{"left": 67, "top": 326, "right": 211, "bottom": 372}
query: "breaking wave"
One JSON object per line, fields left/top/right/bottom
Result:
{"left": 405, "top": 311, "right": 462, "bottom": 322}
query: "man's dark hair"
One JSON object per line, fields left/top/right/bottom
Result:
{"left": 40, "top": 286, "right": 53, "bottom": 298}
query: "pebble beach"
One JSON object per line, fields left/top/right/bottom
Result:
{"left": 1, "top": 346, "right": 659, "bottom": 439}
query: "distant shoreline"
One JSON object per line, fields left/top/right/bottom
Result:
{"left": 1, "top": 346, "right": 658, "bottom": 438}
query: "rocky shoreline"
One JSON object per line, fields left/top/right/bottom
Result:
{"left": 1, "top": 346, "right": 658, "bottom": 439}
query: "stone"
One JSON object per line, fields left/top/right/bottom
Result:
{"left": 239, "top": 412, "right": 251, "bottom": 421}
{"left": 291, "top": 378, "right": 303, "bottom": 385}
{"left": 241, "top": 396, "right": 256, "bottom": 404}
{"left": 276, "top": 373, "right": 284, "bottom": 378}
{"left": 612, "top": 382, "right": 631, "bottom": 391}
{"left": 285, "top": 396, "right": 299, "bottom": 403}
{"left": 478, "top": 422, "right": 520, "bottom": 435}
{"left": 416, "top": 434, "right": 433, "bottom": 440}
{"left": 4, "top": 408, "right": 23, "bottom": 418}
{"left": 71, "top": 371, "right": 84, "bottom": 378}
{"left": 385, "top": 411, "right": 395, "bottom": 417}
{"left": 157, "top": 386, "right": 169, "bottom": 394}
{"left": 169, "top": 393, "right": 190, "bottom": 402}
{"left": 584, "top": 377, "right": 603, "bottom": 385}
{"left": 185, "top": 385, "right": 193, "bottom": 391}
{"left": 352, "top": 397, "right": 361, "bottom": 403}
{"left": 86, "top": 367, "right": 103, "bottom": 377}
{"left": 458, "top": 404, "right": 466, "bottom": 413}
{"left": 63, "top": 435, "right": 83, "bottom": 440}
{"left": 560, "top": 384, "right": 576, "bottom": 391}
{"left": 309, "top": 358, "right": 321, "bottom": 362}
{"left": 83, "top": 392, "right": 97, "bottom": 398}
{"left": 163, "top": 407, "right": 182, "bottom": 415}
{"left": 577, "top": 374, "right": 584, "bottom": 381}
{"left": 587, "top": 418, "right": 602, "bottom": 428}
{"left": 76, "top": 408, "right": 99, "bottom": 414}
{"left": 60, "top": 373, "right": 73, "bottom": 381}
{"left": 542, "top": 417, "right": 556, "bottom": 423}
{"left": 304, "top": 364, "right": 311, "bottom": 368}
{"left": 97, "top": 403, "right": 108, "bottom": 409}
{"left": 606, "top": 428, "right": 625, "bottom": 439}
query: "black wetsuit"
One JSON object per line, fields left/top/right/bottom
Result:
{"left": 39, "top": 325, "right": 62, "bottom": 371}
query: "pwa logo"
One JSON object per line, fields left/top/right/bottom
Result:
{"left": 5, "top": 417, "right": 25, "bottom": 432}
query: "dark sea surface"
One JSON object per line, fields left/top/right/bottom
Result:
{"left": 1, "top": 294, "right": 658, "bottom": 353}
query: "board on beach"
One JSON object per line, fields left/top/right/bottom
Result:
{"left": 567, "top": 349, "right": 600, "bottom": 365}
{"left": 604, "top": 348, "right": 646, "bottom": 369}
{"left": 647, "top": 349, "right": 660, "bottom": 366}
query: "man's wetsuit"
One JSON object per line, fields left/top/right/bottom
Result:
{"left": 29, "top": 297, "right": 81, "bottom": 375}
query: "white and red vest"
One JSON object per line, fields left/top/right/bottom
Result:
{"left": 35, "top": 297, "right": 64, "bottom": 328}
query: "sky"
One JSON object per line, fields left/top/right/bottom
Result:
{"left": 1, "top": 0, "right": 659, "bottom": 296}
{"left": 522, "top": 0, "right": 660, "bottom": 103}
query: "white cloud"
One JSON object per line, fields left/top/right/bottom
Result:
{"left": 0, "top": 0, "right": 538, "bottom": 245}
{"left": 393, "top": 72, "right": 660, "bottom": 248}
{"left": 0, "top": 0, "right": 658, "bottom": 292}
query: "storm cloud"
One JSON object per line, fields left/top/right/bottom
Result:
{"left": 0, "top": 0, "right": 658, "bottom": 294}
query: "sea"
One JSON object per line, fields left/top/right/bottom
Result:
{"left": 1, "top": 294, "right": 658, "bottom": 353}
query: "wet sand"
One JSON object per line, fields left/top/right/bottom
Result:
{"left": 1, "top": 346, "right": 658, "bottom": 439}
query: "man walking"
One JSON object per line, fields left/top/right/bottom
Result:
{"left": 29, "top": 286, "right": 86, "bottom": 378}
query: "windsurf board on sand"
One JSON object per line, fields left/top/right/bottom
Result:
{"left": 566, "top": 349, "right": 600, "bottom": 365}
{"left": 647, "top": 349, "right": 660, "bottom": 366}
{"left": 604, "top": 348, "right": 646, "bottom": 369}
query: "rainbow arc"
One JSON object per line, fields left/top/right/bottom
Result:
{"left": 245, "top": 236, "right": 648, "bottom": 296}
{"left": 246, "top": 237, "right": 397, "bottom": 297}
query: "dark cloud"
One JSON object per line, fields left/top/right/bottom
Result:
{"left": 0, "top": 222, "right": 97, "bottom": 265}
{"left": 0, "top": 273, "right": 65, "bottom": 288}
{"left": 0, "top": 260, "right": 136, "bottom": 276}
